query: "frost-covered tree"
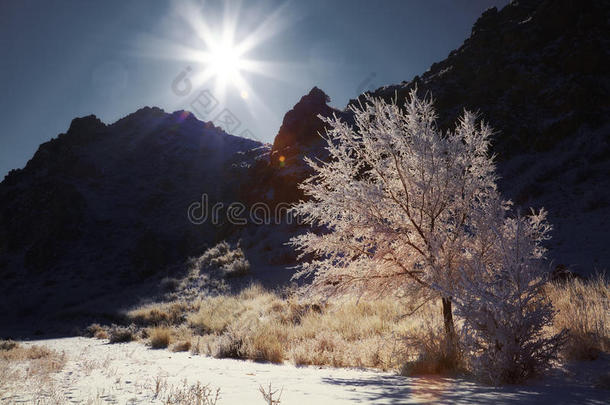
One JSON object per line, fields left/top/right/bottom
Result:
{"left": 289, "top": 90, "right": 500, "bottom": 343}
{"left": 453, "top": 208, "right": 566, "bottom": 383}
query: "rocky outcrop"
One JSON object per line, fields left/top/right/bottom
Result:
{"left": 244, "top": 87, "right": 349, "bottom": 206}
{"left": 270, "top": 87, "right": 334, "bottom": 167}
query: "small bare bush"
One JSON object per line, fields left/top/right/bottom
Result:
{"left": 108, "top": 324, "right": 138, "bottom": 343}
{"left": 259, "top": 383, "right": 283, "bottom": 405}
{"left": 0, "top": 340, "right": 18, "bottom": 351}
{"left": 172, "top": 340, "right": 192, "bottom": 352}
{"left": 84, "top": 323, "right": 109, "bottom": 339}
{"left": 547, "top": 274, "right": 610, "bottom": 360}
{"left": 150, "top": 326, "right": 172, "bottom": 349}
{"left": 191, "top": 241, "right": 251, "bottom": 279}
{"left": 152, "top": 377, "right": 220, "bottom": 405}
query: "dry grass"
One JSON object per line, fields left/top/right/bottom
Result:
{"left": 546, "top": 274, "right": 610, "bottom": 360}
{"left": 127, "top": 301, "right": 191, "bottom": 326}
{"left": 90, "top": 275, "right": 608, "bottom": 376}
{"left": 0, "top": 340, "right": 66, "bottom": 396}
{"left": 121, "top": 284, "right": 436, "bottom": 369}
{"left": 172, "top": 340, "right": 192, "bottom": 352}
{"left": 149, "top": 326, "right": 172, "bottom": 349}
{"left": 151, "top": 376, "right": 220, "bottom": 405}
{"left": 84, "top": 323, "right": 109, "bottom": 339}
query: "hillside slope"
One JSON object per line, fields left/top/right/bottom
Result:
{"left": 254, "top": 0, "right": 610, "bottom": 274}
{"left": 0, "top": 108, "right": 260, "bottom": 324}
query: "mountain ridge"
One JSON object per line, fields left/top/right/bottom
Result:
{"left": 1, "top": 0, "right": 608, "bottom": 332}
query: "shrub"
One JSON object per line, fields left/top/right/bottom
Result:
{"left": 0, "top": 340, "right": 18, "bottom": 351}
{"left": 213, "top": 329, "right": 243, "bottom": 359}
{"left": 191, "top": 241, "right": 250, "bottom": 278}
{"left": 108, "top": 324, "right": 138, "bottom": 343}
{"left": 172, "top": 340, "right": 192, "bottom": 352}
{"left": 222, "top": 258, "right": 251, "bottom": 278}
{"left": 454, "top": 212, "right": 566, "bottom": 384}
{"left": 150, "top": 326, "right": 172, "bottom": 349}
{"left": 84, "top": 323, "right": 109, "bottom": 339}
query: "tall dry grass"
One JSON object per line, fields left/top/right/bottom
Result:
{"left": 149, "top": 326, "right": 172, "bottom": 349}
{"left": 546, "top": 274, "right": 610, "bottom": 360}
{"left": 97, "top": 276, "right": 609, "bottom": 375}
{"left": 0, "top": 340, "right": 66, "bottom": 397}
{"left": 116, "top": 284, "right": 441, "bottom": 369}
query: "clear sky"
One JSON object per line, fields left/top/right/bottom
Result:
{"left": 0, "top": 0, "right": 508, "bottom": 179}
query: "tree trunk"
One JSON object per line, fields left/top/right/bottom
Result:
{"left": 441, "top": 296, "right": 456, "bottom": 342}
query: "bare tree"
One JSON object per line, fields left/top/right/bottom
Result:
{"left": 290, "top": 90, "right": 500, "bottom": 345}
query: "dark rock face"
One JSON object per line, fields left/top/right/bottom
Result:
{"left": 356, "top": 0, "right": 609, "bottom": 158}
{"left": 0, "top": 108, "right": 260, "bottom": 322}
{"left": 244, "top": 87, "right": 349, "bottom": 206}
{"left": 270, "top": 86, "right": 333, "bottom": 167}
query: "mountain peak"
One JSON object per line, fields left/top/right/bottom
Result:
{"left": 270, "top": 86, "right": 334, "bottom": 160}
{"left": 305, "top": 86, "right": 330, "bottom": 104}
{"left": 67, "top": 115, "right": 106, "bottom": 135}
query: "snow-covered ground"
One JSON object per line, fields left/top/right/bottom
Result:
{"left": 1, "top": 337, "right": 608, "bottom": 404}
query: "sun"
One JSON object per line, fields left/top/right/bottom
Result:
{"left": 139, "top": 0, "right": 295, "bottom": 125}
{"left": 161, "top": 0, "right": 295, "bottom": 104}
{"left": 208, "top": 40, "right": 243, "bottom": 83}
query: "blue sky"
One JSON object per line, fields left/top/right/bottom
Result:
{"left": 0, "top": 0, "right": 508, "bottom": 178}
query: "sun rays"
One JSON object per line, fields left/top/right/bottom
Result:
{"left": 158, "top": 0, "right": 295, "bottom": 111}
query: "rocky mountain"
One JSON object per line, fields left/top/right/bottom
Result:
{"left": 252, "top": 0, "right": 610, "bottom": 274}
{"left": 0, "top": 108, "right": 259, "bottom": 324}
{"left": 244, "top": 87, "right": 350, "bottom": 207}
{"left": 358, "top": 0, "right": 609, "bottom": 158}
{"left": 1, "top": 0, "right": 608, "bottom": 332}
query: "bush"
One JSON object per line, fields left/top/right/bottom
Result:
{"left": 172, "top": 340, "right": 192, "bottom": 352}
{"left": 150, "top": 326, "right": 172, "bottom": 349}
{"left": 223, "top": 258, "right": 251, "bottom": 278}
{"left": 190, "top": 241, "right": 251, "bottom": 279}
{"left": 84, "top": 323, "right": 109, "bottom": 339}
{"left": 454, "top": 213, "right": 566, "bottom": 384}
{"left": 108, "top": 324, "right": 138, "bottom": 343}
{"left": 0, "top": 340, "right": 18, "bottom": 351}
{"left": 213, "top": 329, "right": 243, "bottom": 359}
